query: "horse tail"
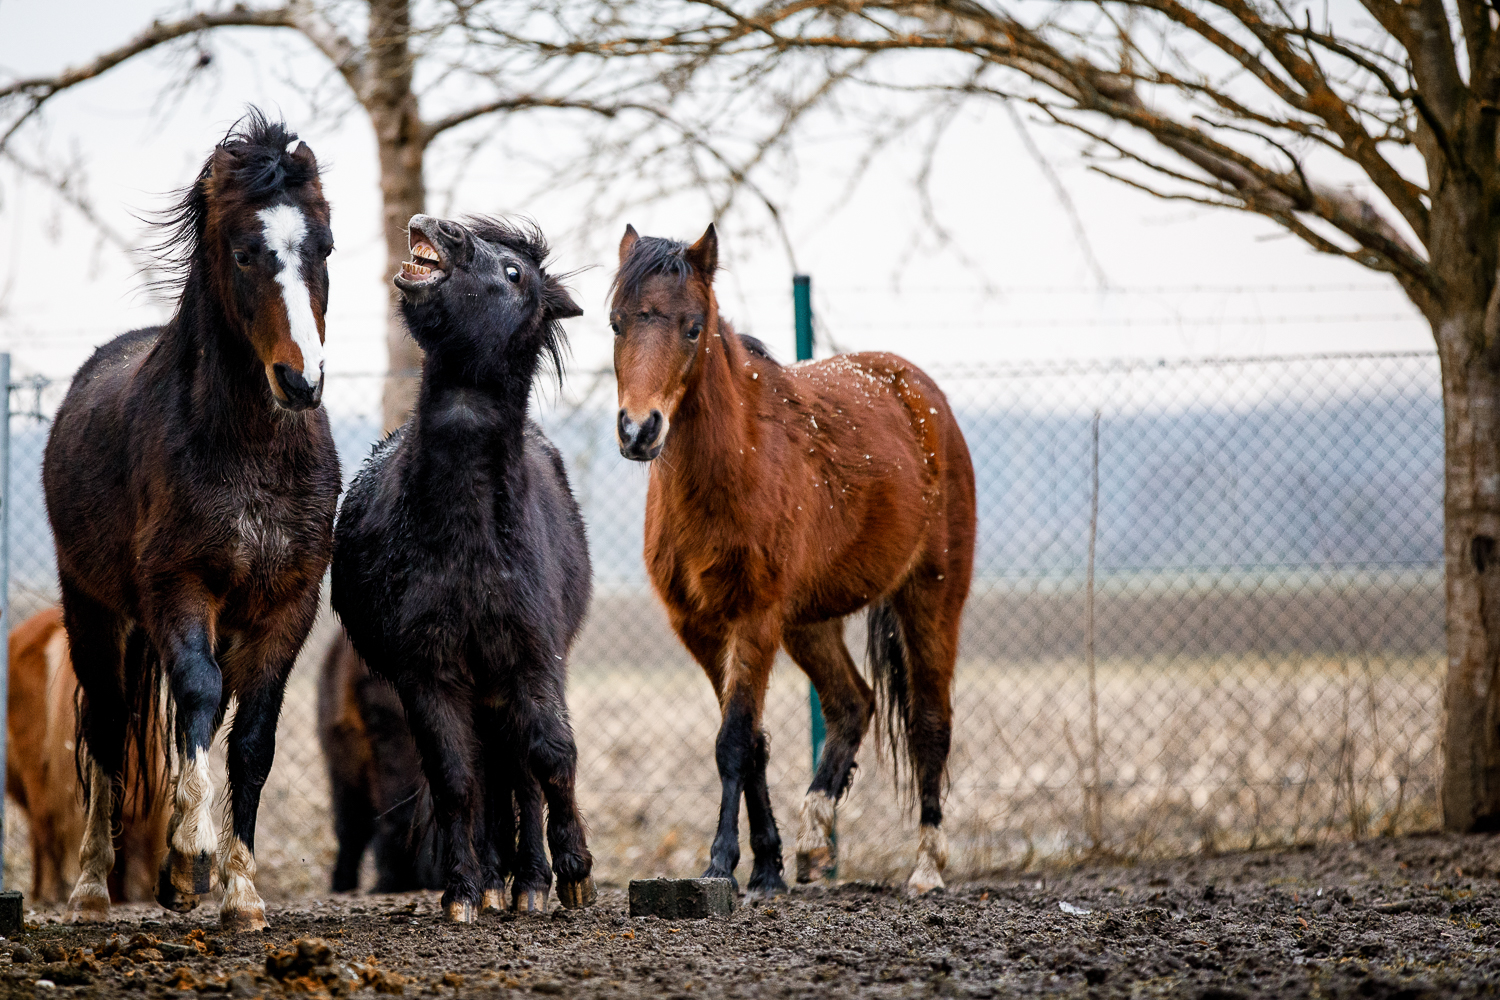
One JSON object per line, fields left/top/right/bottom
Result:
{"left": 75, "top": 625, "right": 168, "bottom": 813}
{"left": 867, "top": 597, "right": 916, "bottom": 799}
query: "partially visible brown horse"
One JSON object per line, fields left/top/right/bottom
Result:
{"left": 6, "top": 608, "right": 168, "bottom": 903}
{"left": 610, "top": 224, "right": 976, "bottom": 895}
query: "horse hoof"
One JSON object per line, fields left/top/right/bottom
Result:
{"left": 482, "top": 889, "right": 506, "bottom": 913}
{"left": 795, "top": 845, "right": 835, "bottom": 884}
{"left": 155, "top": 867, "right": 200, "bottom": 914}
{"left": 168, "top": 849, "right": 214, "bottom": 895}
{"left": 511, "top": 886, "right": 550, "bottom": 915}
{"left": 66, "top": 883, "right": 111, "bottom": 923}
{"left": 220, "top": 905, "right": 268, "bottom": 933}
{"left": 557, "top": 876, "right": 596, "bottom": 910}
{"left": 906, "top": 864, "right": 946, "bottom": 896}
{"left": 445, "top": 900, "right": 477, "bottom": 924}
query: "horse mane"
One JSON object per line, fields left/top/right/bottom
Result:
{"left": 147, "top": 107, "right": 316, "bottom": 296}
{"left": 464, "top": 214, "right": 570, "bottom": 388}
{"left": 738, "top": 333, "right": 778, "bottom": 364}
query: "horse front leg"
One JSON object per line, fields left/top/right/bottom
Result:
{"left": 510, "top": 768, "right": 552, "bottom": 914}
{"left": 703, "top": 615, "right": 779, "bottom": 891}
{"left": 520, "top": 677, "right": 595, "bottom": 910}
{"left": 401, "top": 677, "right": 484, "bottom": 923}
{"left": 217, "top": 668, "right": 293, "bottom": 933}
{"left": 154, "top": 617, "right": 222, "bottom": 914}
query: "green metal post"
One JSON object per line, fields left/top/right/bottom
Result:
{"left": 794, "top": 275, "right": 835, "bottom": 874}
{"left": 793, "top": 276, "right": 823, "bottom": 768}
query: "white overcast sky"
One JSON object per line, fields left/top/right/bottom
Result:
{"left": 0, "top": 1, "right": 1432, "bottom": 383}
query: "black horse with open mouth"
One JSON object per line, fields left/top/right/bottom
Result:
{"left": 332, "top": 213, "right": 595, "bottom": 921}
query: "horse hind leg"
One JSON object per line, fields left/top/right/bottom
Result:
{"left": 66, "top": 759, "right": 116, "bottom": 921}
{"left": 474, "top": 728, "right": 513, "bottom": 913}
{"left": 884, "top": 582, "right": 960, "bottom": 895}
{"left": 61, "top": 597, "right": 130, "bottom": 921}
{"left": 783, "top": 619, "right": 874, "bottom": 886}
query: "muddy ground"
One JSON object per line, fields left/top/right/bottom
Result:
{"left": 7, "top": 832, "right": 1500, "bottom": 999}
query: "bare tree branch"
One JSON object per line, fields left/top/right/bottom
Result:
{"left": 0, "top": 6, "right": 297, "bottom": 149}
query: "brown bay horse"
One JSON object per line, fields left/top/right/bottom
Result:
{"left": 610, "top": 224, "right": 976, "bottom": 894}
{"left": 42, "top": 111, "right": 340, "bottom": 930}
{"left": 6, "top": 608, "right": 168, "bottom": 903}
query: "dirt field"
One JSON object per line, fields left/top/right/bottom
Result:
{"left": 3, "top": 832, "right": 1499, "bottom": 998}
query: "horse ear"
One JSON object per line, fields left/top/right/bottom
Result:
{"left": 685, "top": 223, "right": 718, "bottom": 280}
{"left": 543, "top": 276, "right": 584, "bottom": 320}
{"left": 288, "top": 139, "right": 318, "bottom": 171}
{"left": 618, "top": 224, "right": 639, "bottom": 265}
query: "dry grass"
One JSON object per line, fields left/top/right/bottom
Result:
{"left": 1, "top": 597, "right": 1442, "bottom": 899}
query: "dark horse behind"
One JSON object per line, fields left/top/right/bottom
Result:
{"left": 611, "top": 224, "right": 976, "bottom": 895}
{"left": 43, "top": 110, "right": 340, "bottom": 931}
{"left": 318, "top": 633, "right": 444, "bottom": 893}
{"left": 333, "top": 214, "right": 595, "bottom": 922}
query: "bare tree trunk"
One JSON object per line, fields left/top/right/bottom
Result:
{"left": 368, "top": 0, "right": 425, "bottom": 432}
{"left": 1439, "top": 311, "right": 1500, "bottom": 830}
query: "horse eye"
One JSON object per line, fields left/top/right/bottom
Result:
{"left": 505, "top": 265, "right": 521, "bottom": 283}
{"left": 233, "top": 249, "right": 251, "bottom": 268}
{"left": 610, "top": 321, "right": 621, "bottom": 336}
{"left": 322, "top": 245, "right": 335, "bottom": 259}
{"left": 687, "top": 321, "right": 703, "bottom": 340}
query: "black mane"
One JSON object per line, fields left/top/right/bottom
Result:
{"left": 149, "top": 107, "right": 314, "bottom": 293}
{"left": 739, "top": 334, "right": 777, "bottom": 363}
{"left": 463, "top": 214, "right": 571, "bottom": 389}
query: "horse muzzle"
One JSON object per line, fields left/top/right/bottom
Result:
{"left": 271, "top": 362, "right": 324, "bottom": 411}
{"left": 618, "top": 408, "right": 666, "bottom": 462}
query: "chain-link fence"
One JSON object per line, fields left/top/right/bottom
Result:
{"left": 0, "top": 350, "right": 1445, "bottom": 898}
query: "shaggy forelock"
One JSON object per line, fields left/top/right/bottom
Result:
{"left": 148, "top": 106, "right": 321, "bottom": 297}
{"left": 610, "top": 236, "right": 696, "bottom": 302}
{"left": 465, "top": 215, "right": 552, "bottom": 267}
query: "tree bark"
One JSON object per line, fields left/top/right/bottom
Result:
{"left": 367, "top": 0, "right": 425, "bottom": 432}
{"left": 1438, "top": 306, "right": 1500, "bottom": 829}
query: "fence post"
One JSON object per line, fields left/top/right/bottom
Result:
{"left": 794, "top": 275, "right": 835, "bottom": 873}
{"left": 0, "top": 352, "right": 12, "bottom": 890}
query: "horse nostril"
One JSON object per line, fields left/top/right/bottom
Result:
{"left": 644, "top": 410, "right": 663, "bottom": 441}
{"left": 438, "top": 220, "right": 462, "bottom": 240}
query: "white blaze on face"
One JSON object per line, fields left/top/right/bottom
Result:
{"left": 257, "top": 204, "right": 325, "bottom": 377}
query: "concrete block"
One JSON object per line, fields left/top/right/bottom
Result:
{"left": 0, "top": 892, "right": 21, "bottom": 937}
{"left": 628, "top": 878, "right": 735, "bottom": 919}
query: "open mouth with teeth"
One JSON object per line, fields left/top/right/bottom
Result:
{"left": 400, "top": 239, "right": 444, "bottom": 281}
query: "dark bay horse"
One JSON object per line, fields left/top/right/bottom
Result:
{"left": 611, "top": 224, "right": 976, "bottom": 895}
{"left": 318, "top": 633, "right": 444, "bottom": 893}
{"left": 333, "top": 214, "right": 595, "bottom": 922}
{"left": 42, "top": 111, "right": 340, "bottom": 931}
